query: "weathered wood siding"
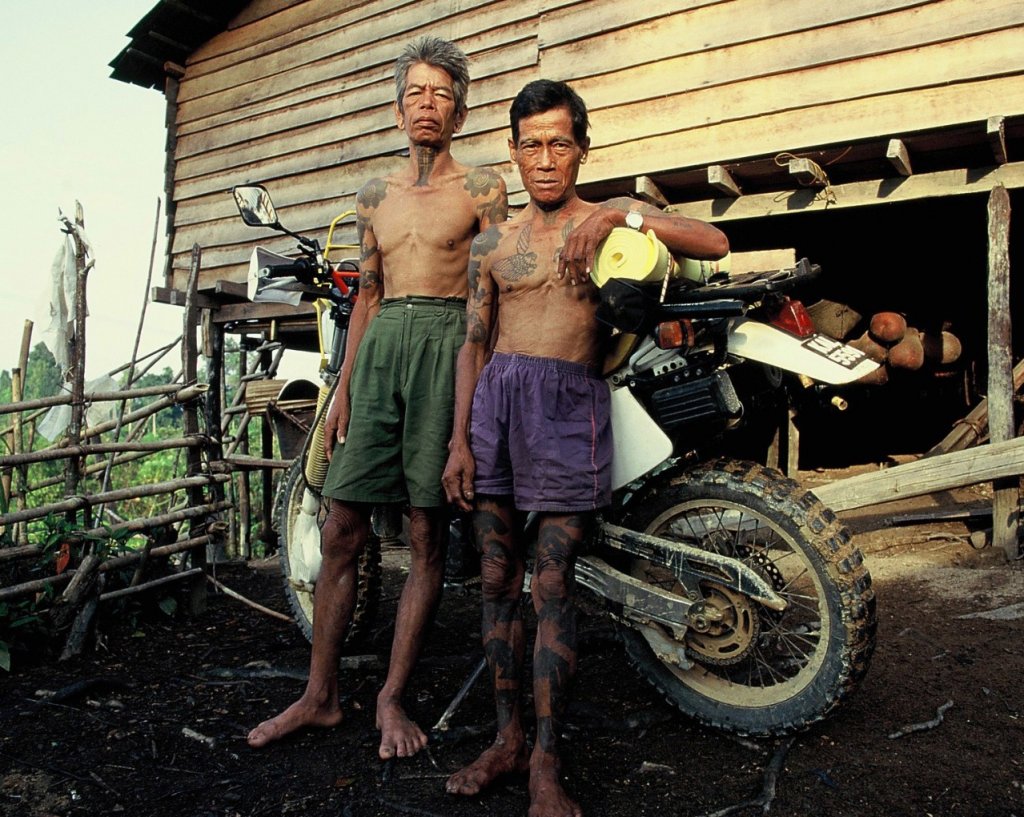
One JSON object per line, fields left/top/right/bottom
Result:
{"left": 167, "top": 0, "right": 1024, "bottom": 290}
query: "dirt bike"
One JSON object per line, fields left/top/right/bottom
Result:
{"left": 232, "top": 185, "right": 878, "bottom": 736}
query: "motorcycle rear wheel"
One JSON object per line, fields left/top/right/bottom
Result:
{"left": 620, "top": 459, "right": 876, "bottom": 736}
{"left": 275, "top": 459, "right": 382, "bottom": 645}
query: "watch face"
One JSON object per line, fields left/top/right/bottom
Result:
{"left": 625, "top": 210, "right": 643, "bottom": 230}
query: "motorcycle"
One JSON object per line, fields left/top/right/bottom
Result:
{"left": 232, "top": 185, "right": 878, "bottom": 737}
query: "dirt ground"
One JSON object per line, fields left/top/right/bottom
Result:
{"left": 2, "top": 479, "right": 1022, "bottom": 817}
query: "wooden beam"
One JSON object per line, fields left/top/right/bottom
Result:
{"left": 708, "top": 165, "right": 742, "bottom": 197}
{"left": 986, "top": 184, "right": 1016, "bottom": 559}
{"left": 886, "top": 138, "right": 913, "bottom": 176}
{"left": 812, "top": 436, "right": 1024, "bottom": 513}
{"left": 667, "top": 161, "right": 1024, "bottom": 223}
{"left": 987, "top": 116, "right": 1008, "bottom": 165}
{"left": 634, "top": 175, "right": 668, "bottom": 207}
{"left": 151, "top": 285, "right": 219, "bottom": 310}
{"left": 210, "top": 299, "right": 316, "bottom": 324}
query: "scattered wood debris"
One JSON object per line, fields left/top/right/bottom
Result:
{"left": 888, "top": 699, "right": 955, "bottom": 739}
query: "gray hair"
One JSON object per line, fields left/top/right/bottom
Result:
{"left": 394, "top": 36, "right": 470, "bottom": 113}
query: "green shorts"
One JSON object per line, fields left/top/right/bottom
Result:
{"left": 322, "top": 296, "right": 466, "bottom": 507}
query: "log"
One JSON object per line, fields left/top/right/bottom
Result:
{"left": 926, "top": 358, "right": 1024, "bottom": 456}
{"left": 99, "top": 567, "right": 204, "bottom": 602}
{"left": 813, "top": 436, "right": 1024, "bottom": 513}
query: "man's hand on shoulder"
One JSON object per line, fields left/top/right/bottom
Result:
{"left": 557, "top": 206, "right": 622, "bottom": 286}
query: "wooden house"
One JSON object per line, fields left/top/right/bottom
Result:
{"left": 111, "top": 0, "right": 1023, "bottom": 464}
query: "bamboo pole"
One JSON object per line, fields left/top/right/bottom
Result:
{"left": 0, "top": 435, "right": 208, "bottom": 468}
{"left": 0, "top": 382, "right": 193, "bottom": 417}
{"left": 0, "top": 502, "right": 230, "bottom": 566}
{"left": 0, "top": 537, "right": 215, "bottom": 604}
{"left": 95, "top": 199, "right": 164, "bottom": 524}
{"left": 0, "top": 474, "right": 230, "bottom": 527}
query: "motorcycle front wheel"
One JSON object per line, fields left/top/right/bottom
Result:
{"left": 620, "top": 459, "right": 876, "bottom": 736}
{"left": 275, "top": 459, "right": 382, "bottom": 645}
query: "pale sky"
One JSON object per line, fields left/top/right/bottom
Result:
{"left": 0, "top": 2, "right": 311, "bottom": 384}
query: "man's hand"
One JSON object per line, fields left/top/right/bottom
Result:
{"left": 442, "top": 441, "right": 476, "bottom": 512}
{"left": 323, "top": 391, "right": 351, "bottom": 463}
{"left": 556, "top": 206, "right": 620, "bottom": 286}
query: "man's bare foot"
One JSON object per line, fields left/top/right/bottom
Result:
{"left": 528, "top": 758, "right": 582, "bottom": 817}
{"left": 446, "top": 739, "right": 529, "bottom": 796}
{"left": 376, "top": 696, "right": 428, "bottom": 759}
{"left": 246, "top": 697, "right": 343, "bottom": 748}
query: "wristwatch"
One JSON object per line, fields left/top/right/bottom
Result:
{"left": 624, "top": 210, "right": 644, "bottom": 231}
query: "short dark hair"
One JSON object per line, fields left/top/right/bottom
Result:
{"left": 394, "top": 36, "right": 470, "bottom": 113}
{"left": 509, "top": 79, "right": 590, "bottom": 146}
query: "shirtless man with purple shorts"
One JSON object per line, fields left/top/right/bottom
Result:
{"left": 442, "top": 80, "right": 728, "bottom": 817}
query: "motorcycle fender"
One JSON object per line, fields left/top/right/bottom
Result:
{"left": 727, "top": 318, "right": 879, "bottom": 384}
{"left": 610, "top": 385, "right": 674, "bottom": 491}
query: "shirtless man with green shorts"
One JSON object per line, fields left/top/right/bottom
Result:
{"left": 247, "top": 36, "right": 507, "bottom": 760}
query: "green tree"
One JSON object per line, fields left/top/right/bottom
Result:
{"left": 0, "top": 370, "right": 11, "bottom": 405}
{"left": 23, "top": 343, "right": 62, "bottom": 401}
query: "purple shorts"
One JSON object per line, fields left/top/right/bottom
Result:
{"left": 470, "top": 352, "right": 612, "bottom": 512}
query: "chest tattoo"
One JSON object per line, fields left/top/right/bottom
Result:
{"left": 493, "top": 225, "right": 537, "bottom": 282}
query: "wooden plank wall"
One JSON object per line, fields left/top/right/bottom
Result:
{"left": 166, "top": 0, "right": 1024, "bottom": 290}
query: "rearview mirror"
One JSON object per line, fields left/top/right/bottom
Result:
{"left": 233, "top": 184, "right": 279, "bottom": 228}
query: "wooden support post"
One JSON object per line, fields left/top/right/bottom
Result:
{"left": 203, "top": 313, "right": 228, "bottom": 561}
{"left": 10, "top": 367, "right": 27, "bottom": 545}
{"left": 64, "top": 210, "right": 91, "bottom": 529}
{"left": 708, "top": 165, "right": 742, "bottom": 198}
{"left": 986, "top": 185, "right": 1017, "bottom": 560}
{"left": 987, "top": 116, "right": 1008, "bottom": 166}
{"left": 182, "top": 244, "right": 208, "bottom": 612}
{"left": 886, "top": 139, "right": 913, "bottom": 177}
{"left": 634, "top": 175, "right": 668, "bottom": 207}
{"left": 259, "top": 332, "right": 278, "bottom": 552}
{"left": 237, "top": 344, "right": 251, "bottom": 559}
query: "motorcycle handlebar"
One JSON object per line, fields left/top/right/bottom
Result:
{"left": 260, "top": 258, "right": 319, "bottom": 281}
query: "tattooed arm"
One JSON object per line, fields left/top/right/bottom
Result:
{"left": 442, "top": 226, "right": 501, "bottom": 509}
{"left": 465, "top": 167, "right": 509, "bottom": 231}
{"left": 325, "top": 178, "right": 387, "bottom": 459}
{"left": 556, "top": 196, "right": 729, "bottom": 284}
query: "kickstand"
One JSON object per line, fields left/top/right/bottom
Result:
{"left": 432, "top": 655, "right": 487, "bottom": 733}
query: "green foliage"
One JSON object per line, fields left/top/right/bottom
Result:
{"left": 23, "top": 343, "right": 63, "bottom": 401}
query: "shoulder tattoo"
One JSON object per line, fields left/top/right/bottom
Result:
{"left": 357, "top": 178, "right": 388, "bottom": 209}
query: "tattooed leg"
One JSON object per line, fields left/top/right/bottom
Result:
{"left": 529, "top": 513, "right": 588, "bottom": 817}
{"left": 447, "top": 496, "right": 529, "bottom": 795}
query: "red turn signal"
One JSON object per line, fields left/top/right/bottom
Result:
{"left": 769, "top": 297, "right": 816, "bottom": 338}
{"left": 655, "top": 319, "right": 696, "bottom": 350}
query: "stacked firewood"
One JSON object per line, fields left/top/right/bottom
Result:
{"left": 847, "top": 312, "right": 962, "bottom": 385}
